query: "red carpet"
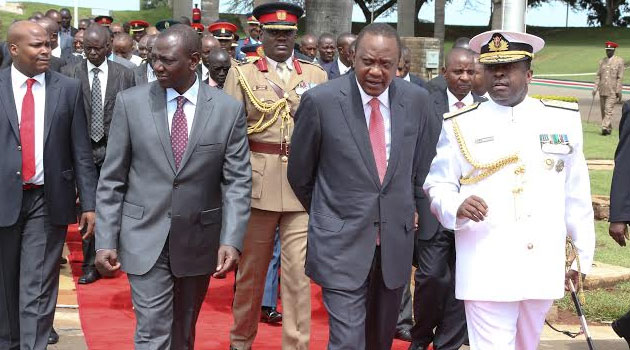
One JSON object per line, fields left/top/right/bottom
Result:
{"left": 66, "top": 226, "right": 410, "bottom": 349}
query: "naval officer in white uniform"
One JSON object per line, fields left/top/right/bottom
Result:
{"left": 423, "top": 30, "right": 596, "bottom": 350}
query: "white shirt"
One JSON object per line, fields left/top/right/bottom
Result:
{"left": 86, "top": 60, "right": 108, "bottom": 107}
{"left": 446, "top": 89, "right": 474, "bottom": 112}
{"left": 337, "top": 58, "right": 351, "bottom": 76}
{"left": 356, "top": 78, "right": 391, "bottom": 161}
{"left": 51, "top": 45, "right": 61, "bottom": 58}
{"left": 403, "top": 73, "right": 411, "bottom": 82}
{"left": 130, "top": 55, "right": 143, "bottom": 67}
{"left": 12, "top": 65, "right": 46, "bottom": 185}
{"left": 423, "top": 97, "right": 595, "bottom": 301}
{"left": 147, "top": 63, "right": 157, "bottom": 83}
{"left": 166, "top": 77, "right": 199, "bottom": 134}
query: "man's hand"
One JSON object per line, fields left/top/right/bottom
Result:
{"left": 414, "top": 211, "right": 419, "bottom": 230}
{"left": 213, "top": 245, "right": 240, "bottom": 279}
{"left": 609, "top": 222, "right": 629, "bottom": 247}
{"left": 79, "top": 211, "right": 96, "bottom": 240}
{"left": 95, "top": 249, "right": 121, "bottom": 276}
{"left": 456, "top": 195, "right": 488, "bottom": 222}
{"left": 617, "top": 92, "right": 623, "bottom": 101}
{"left": 565, "top": 269, "right": 586, "bottom": 291}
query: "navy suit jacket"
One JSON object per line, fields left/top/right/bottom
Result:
{"left": 326, "top": 60, "right": 341, "bottom": 80}
{"left": 0, "top": 68, "right": 97, "bottom": 226}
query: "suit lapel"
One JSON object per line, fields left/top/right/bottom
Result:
{"left": 78, "top": 61, "right": 91, "bottom": 118}
{"left": 381, "top": 80, "right": 405, "bottom": 189}
{"left": 44, "top": 71, "right": 61, "bottom": 146}
{"left": 104, "top": 63, "right": 117, "bottom": 110}
{"left": 178, "top": 83, "right": 213, "bottom": 172}
{"left": 0, "top": 68, "right": 19, "bottom": 142}
{"left": 434, "top": 90, "right": 449, "bottom": 117}
{"left": 149, "top": 83, "right": 177, "bottom": 174}
{"left": 285, "top": 69, "right": 303, "bottom": 93}
{"left": 338, "top": 73, "right": 380, "bottom": 188}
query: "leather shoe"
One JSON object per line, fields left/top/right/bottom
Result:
{"left": 612, "top": 319, "right": 630, "bottom": 347}
{"left": 260, "top": 306, "right": 282, "bottom": 324}
{"left": 395, "top": 329, "right": 412, "bottom": 342}
{"left": 78, "top": 270, "right": 101, "bottom": 284}
{"left": 48, "top": 327, "right": 59, "bottom": 345}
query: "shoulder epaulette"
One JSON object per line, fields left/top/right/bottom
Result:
{"left": 540, "top": 99, "right": 579, "bottom": 112}
{"left": 443, "top": 102, "right": 480, "bottom": 120}
{"left": 297, "top": 58, "right": 326, "bottom": 72}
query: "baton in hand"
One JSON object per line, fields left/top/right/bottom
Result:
{"left": 569, "top": 279, "right": 596, "bottom": 350}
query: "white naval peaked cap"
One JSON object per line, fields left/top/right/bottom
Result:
{"left": 469, "top": 30, "right": 545, "bottom": 65}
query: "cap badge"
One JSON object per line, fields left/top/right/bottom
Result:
{"left": 277, "top": 10, "right": 287, "bottom": 20}
{"left": 165, "top": 22, "right": 170, "bottom": 29}
{"left": 489, "top": 34, "right": 509, "bottom": 52}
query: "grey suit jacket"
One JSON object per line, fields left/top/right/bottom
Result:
{"left": 0, "top": 68, "right": 97, "bottom": 226}
{"left": 111, "top": 55, "right": 136, "bottom": 70}
{"left": 65, "top": 59, "right": 135, "bottom": 165}
{"left": 415, "top": 89, "right": 487, "bottom": 242}
{"left": 134, "top": 61, "right": 149, "bottom": 86}
{"left": 95, "top": 81, "right": 252, "bottom": 277}
{"left": 288, "top": 73, "right": 431, "bottom": 291}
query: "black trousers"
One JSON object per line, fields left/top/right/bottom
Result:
{"left": 321, "top": 247, "right": 405, "bottom": 350}
{"left": 411, "top": 229, "right": 467, "bottom": 350}
{"left": 0, "top": 188, "right": 67, "bottom": 350}
{"left": 81, "top": 164, "right": 101, "bottom": 274}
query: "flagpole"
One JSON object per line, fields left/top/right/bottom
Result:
{"left": 74, "top": 0, "right": 78, "bottom": 28}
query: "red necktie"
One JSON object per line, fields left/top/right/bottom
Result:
{"left": 369, "top": 98, "right": 387, "bottom": 183}
{"left": 455, "top": 101, "right": 465, "bottom": 110}
{"left": 20, "top": 79, "right": 36, "bottom": 183}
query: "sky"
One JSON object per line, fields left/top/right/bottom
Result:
{"left": 218, "top": 0, "right": 619, "bottom": 27}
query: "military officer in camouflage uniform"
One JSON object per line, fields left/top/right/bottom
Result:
{"left": 223, "top": 3, "right": 327, "bottom": 350}
{"left": 594, "top": 41, "right": 625, "bottom": 135}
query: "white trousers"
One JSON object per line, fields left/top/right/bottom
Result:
{"left": 464, "top": 299, "right": 554, "bottom": 350}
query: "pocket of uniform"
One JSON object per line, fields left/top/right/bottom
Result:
{"left": 122, "top": 201, "right": 144, "bottom": 219}
{"left": 250, "top": 153, "right": 266, "bottom": 199}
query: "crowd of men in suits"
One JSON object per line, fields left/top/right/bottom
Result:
{"left": 0, "top": 2, "right": 625, "bottom": 350}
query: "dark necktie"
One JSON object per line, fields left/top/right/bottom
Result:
{"left": 91, "top": 68, "right": 105, "bottom": 142}
{"left": 171, "top": 96, "right": 188, "bottom": 169}
{"left": 20, "top": 78, "right": 36, "bottom": 182}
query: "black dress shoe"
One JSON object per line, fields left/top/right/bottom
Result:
{"left": 612, "top": 319, "right": 630, "bottom": 347}
{"left": 59, "top": 256, "right": 68, "bottom": 265}
{"left": 78, "top": 270, "right": 101, "bottom": 284}
{"left": 395, "top": 329, "right": 412, "bottom": 342}
{"left": 260, "top": 307, "right": 282, "bottom": 324}
{"left": 48, "top": 327, "right": 59, "bottom": 345}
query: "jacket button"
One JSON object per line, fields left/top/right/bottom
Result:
{"left": 16, "top": 171, "right": 21, "bottom": 177}
{"left": 527, "top": 243, "right": 534, "bottom": 250}
{"left": 281, "top": 155, "right": 288, "bottom": 162}
{"left": 17, "top": 146, "right": 21, "bottom": 151}
{"left": 173, "top": 183, "right": 179, "bottom": 189}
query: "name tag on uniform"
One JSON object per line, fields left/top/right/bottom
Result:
{"left": 474, "top": 136, "right": 494, "bottom": 144}
{"left": 295, "top": 81, "right": 317, "bottom": 96}
{"left": 540, "top": 134, "right": 573, "bottom": 155}
{"left": 254, "top": 85, "right": 268, "bottom": 91}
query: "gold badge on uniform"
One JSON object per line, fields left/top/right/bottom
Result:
{"left": 488, "top": 33, "right": 509, "bottom": 52}
{"left": 544, "top": 158, "right": 554, "bottom": 170}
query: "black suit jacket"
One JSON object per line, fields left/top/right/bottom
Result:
{"left": 427, "top": 74, "right": 447, "bottom": 93}
{"left": 409, "top": 73, "right": 429, "bottom": 90}
{"left": 134, "top": 61, "right": 149, "bottom": 86}
{"left": 611, "top": 99, "right": 630, "bottom": 222}
{"left": 326, "top": 59, "right": 341, "bottom": 80}
{"left": 415, "top": 89, "right": 487, "bottom": 243}
{"left": 0, "top": 68, "right": 97, "bottom": 226}
{"left": 288, "top": 73, "right": 432, "bottom": 290}
{"left": 66, "top": 59, "right": 135, "bottom": 165}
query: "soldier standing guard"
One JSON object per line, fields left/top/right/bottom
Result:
{"left": 424, "top": 30, "right": 595, "bottom": 350}
{"left": 594, "top": 41, "right": 625, "bottom": 135}
{"left": 223, "top": 3, "right": 327, "bottom": 350}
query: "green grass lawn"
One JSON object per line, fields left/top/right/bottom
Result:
{"left": 583, "top": 122, "right": 618, "bottom": 160}
{"left": 589, "top": 169, "right": 613, "bottom": 196}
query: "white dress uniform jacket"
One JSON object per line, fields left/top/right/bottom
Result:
{"left": 423, "top": 96, "right": 595, "bottom": 302}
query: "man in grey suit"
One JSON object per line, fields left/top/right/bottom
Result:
{"left": 95, "top": 25, "right": 251, "bottom": 349}
{"left": 288, "top": 23, "right": 432, "bottom": 350}
{"left": 64, "top": 24, "right": 135, "bottom": 285}
{"left": 0, "top": 21, "right": 97, "bottom": 350}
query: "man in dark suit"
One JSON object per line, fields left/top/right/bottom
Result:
{"left": 609, "top": 97, "right": 630, "bottom": 347}
{"left": 317, "top": 32, "right": 336, "bottom": 71}
{"left": 326, "top": 32, "right": 356, "bottom": 80}
{"left": 95, "top": 25, "right": 251, "bottom": 349}
{"left": 288, "top": 23, "right": 432, "bottom": 350}
{"left": 410, "top": 47, "right": 485, "bottom": 350}
{"left": 65, "top": 24, "right": 135, "bottom": 284}
{"left": 134, "top": 34, "right": 158, "bottom": 85}
{"left": 427, "top": 37, "right": 470, "bottom": 93}
{"left": 35, "top": 17, "right": 67, "bottom": 72}
{"left": 397, "top": 46, "right": 428, "bottom": 90}
{"left": 0, "top": 21, "right": 97, "bottom": 350}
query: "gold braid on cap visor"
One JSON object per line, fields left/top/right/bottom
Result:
{"left": 262, "top": 24, "right": 298, "bottom": 30}
{"left": 479, "top": 51, "right": 534, "bottom": 64}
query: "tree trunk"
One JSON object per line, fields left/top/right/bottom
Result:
{"left": 434, "top": 0, "right": 445, "bottom": 65}
{"left": 398, "top": 0, "right": 415, "bottom": 37}
{"left": 305, "top": 0, "right": 352, "bottom": 37}
{"left": 254, "top": 0, "right": 277, "bottom": 7}
{"left": 201, "top": 0, "right": 219, "bottom": 25}
{"left": 173, "top": 0, "right": 192, "bottom": 20}
{"left": 491, "top": 0, "right": 502, "bottom": 29}
{"left": 606, "top": 0, "right": 614, "bottom": 26}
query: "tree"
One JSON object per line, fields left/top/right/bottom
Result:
{"left": 201, "top": 0, "right": 220, "bottom": 24}
{"left": 434, "top": 0, "right": 445, "bottom": 63}
{"left": 305, "top": 0, "right": 353, "bottom": 37}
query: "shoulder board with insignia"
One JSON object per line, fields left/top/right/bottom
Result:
{"left": 539, "top": 99, "right": 579, "bottom": 112}
{"left": 443, "top": 102, "right": 481, "bottom": 120}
